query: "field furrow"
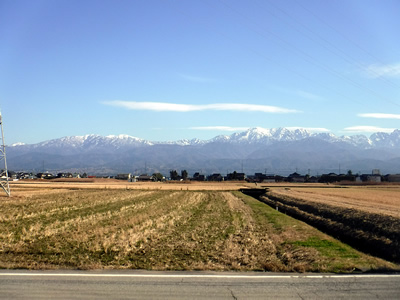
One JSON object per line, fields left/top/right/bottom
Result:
{"left": 269, "top": 187, "right": 400, "bottom": 218}
{"left": 0, "top": 186, "right": 398, "bottom": 272}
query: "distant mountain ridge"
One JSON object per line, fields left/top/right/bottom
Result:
{"left": 7, "top": 128, "right": 400, "bottom": 175}
{"left": 211, "top": 127, "right": 400, "bottom": 148}
{"left": 11, "top": 127, "right": 400, "bottom": 148}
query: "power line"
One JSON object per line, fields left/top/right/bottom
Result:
{"left": 217, "top": 0, "right": 400, "bottom": 108}
{"left": 262, "top": 0, "right": 400, "bottom": 90}
{"left": 166, "top": 0, "right": 399, "bottom": 113}
{"left": 293, "top": 0, "right": 394, "bottom": 66}
{"left": 188, "top": 0, "right": 363, "bottom": 108}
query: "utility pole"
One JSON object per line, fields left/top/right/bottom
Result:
{"left": 0, "top": 112, "right": 10, "bottom": 196}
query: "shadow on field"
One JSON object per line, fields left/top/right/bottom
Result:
{"left": 240, "top": 188, "right": 400, "bottom": 264}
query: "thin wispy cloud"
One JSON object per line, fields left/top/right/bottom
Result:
{"left": 190, "top": 126, "right": 250, "bottom": 131}
{"left": 366, "top": 63, "right": 400, "bottom": 78}
{"left": 103, "top": 101, "right": 300, "bottom": 113}
{"left": 286, "top": 127, "right": 330, "bottom": 133}
{"left": 178, "top": 73, "right": 216, "bottom": 83}
{"left": 343, "top": 126, "right": 396, "bottom": 133}
{"left": 358, "top": 113, "right": 400, "bottom": 120}
{"left": 190, "top": 126, "right": 330, "bottom": 133}
{"left": 269, "top": 85, "right": 323, "bottom": 101}
{"left": 296, "top": 90, "right": 323, "bottom": 101}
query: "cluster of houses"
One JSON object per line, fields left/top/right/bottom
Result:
{"left": 245, "top": 170, "right": 400, "bottom": 183}
{"left": 4, "top": 169, "right": 400, "bottom": 183}
{"left": 5, "top": 171, "right": 83, "bottom": 180}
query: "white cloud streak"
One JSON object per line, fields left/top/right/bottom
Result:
{"left": 366, "top": 63, "right": 400, "bottom": 78}
{"left": 343, "top": 126, "right": 396, "bottom": 133}
{"left": 103, "top": 101, "right": 300, "bottom": 113}
{"left": 190, "top": 126, "right": 250, "bottom": 131}
{"left": 358, "top": 113, "right": 400, "bottom": 120}
{"left": 190, "top": 126, "right": 330, "bottom": 133}
{"left": 296, "top": 90, "right": 323, "bottom": 101}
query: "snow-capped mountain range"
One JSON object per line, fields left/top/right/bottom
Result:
{"left": 7, "top": 127, "right": 400, "bottom": 175}
{"left": 11, "top": 127, "right": 400, "bottom": 149}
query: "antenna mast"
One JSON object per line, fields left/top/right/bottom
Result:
{"left": 0, "top": 112, "right": 10, "bottom": 196}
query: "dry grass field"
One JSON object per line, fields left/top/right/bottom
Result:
{"left": 9, "top": 179, "right": 254, "bottom": 194}
{"left": 267, "top": 186, "right": 400, "bottom": 218}
{"left": 263, "top": 185, "right": 400, "bottom": 263}
{"left": 0, "top": 180, "right": 398, "bottom": 272}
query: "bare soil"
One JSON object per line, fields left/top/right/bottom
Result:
{"left": 267, "top": 186, "right": 400, "bottom": 218}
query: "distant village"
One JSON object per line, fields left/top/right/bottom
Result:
{"left": 3, "top": 168, "right": 400, "bottom": 184}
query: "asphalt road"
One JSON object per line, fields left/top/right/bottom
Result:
{"left": 1, "top": 270, "right": 399, "bottom": 299}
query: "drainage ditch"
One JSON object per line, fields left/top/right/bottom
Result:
{"left": 240, "top": 188, "right": 400, "bottom": 264}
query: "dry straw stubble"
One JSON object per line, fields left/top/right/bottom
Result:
{"left": 0, "top": 187, "right": 397, "bottom": 272}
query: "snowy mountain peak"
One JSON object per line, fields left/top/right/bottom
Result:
{"left": 104, "top": 134, "right": 153, "bottom": 145}
{"left": 170, "top": 138, "right": 206, "bottom": 146}
{"left": 8, "top": 127, "right": 400, "bottom": 150}
{"left": 370, "top": 129, "right": 400, "bottom": 148}
{"left": 106, "top": 134, "right": 134, "bottom": 140}
{"left": 248, "top": 127, "right": 273, "bottom": 136}
{"left": 10, "top": 142, "right": 26, "bottom": 147}
{"left": 216, "top": 127, "right": 313, "bottom": 144}
{"left": 206, "top": 127, "right": 400, "bottom": 149}
{"left": 6, "top": 127, "right": 400, "bottom": 175}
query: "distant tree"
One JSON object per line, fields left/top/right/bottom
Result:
{"left": 305, "top": 174, "right": 310, "bottom": 182}
{"left": 232, "top": 171, "right": 237, "bottom": 180}
{"left": 181, "top": 170, "right": 188, "bottom": 181}
{"left": 343, "top": 170, "right": 355, "bottom": 181}
{"left": 170, "top": 170, "right": 179, "bottom": 180}
{"left": 227, "top": 171, "right": 239, "bottom": 181}
{"left": 152, "top": 172, "right": 164, "bottom": 182}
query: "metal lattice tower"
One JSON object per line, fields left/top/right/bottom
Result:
{"left": 0, "top": 112, "right": 10, "bottom": 196}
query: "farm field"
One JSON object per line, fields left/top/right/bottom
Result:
{"left": 263, "top": 185, "right": 400, "bottom": 263}
{"left": 0, "top": 180, "right": 398, "bottom": 272}
{"left": 266, "top": 185, "right": 400, "bottom": 218}
{"left": 9, "top": 179, "right": 254, "bottom": 194}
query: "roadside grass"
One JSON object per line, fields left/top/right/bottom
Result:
{"left": 290, "top": 237, "right": 360, "bottom": 259}
{"left": 0, "top": 188, "right": 398, "bottom": 272}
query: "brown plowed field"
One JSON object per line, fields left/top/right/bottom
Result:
{"left": 267, "top": 186, "right": 400, "bottom": 218}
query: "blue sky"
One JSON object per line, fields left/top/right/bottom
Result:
{"left": 1, "top": 0, "right": 399, "bottom": 145}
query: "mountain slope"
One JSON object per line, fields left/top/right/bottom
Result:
{"left": 7, "top": 128, "right": 400, "bottom": 175}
